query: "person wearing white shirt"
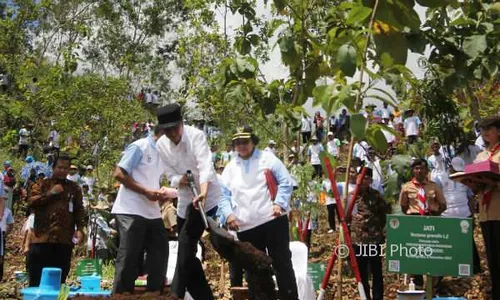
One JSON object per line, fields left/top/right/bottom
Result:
{"left": 382, "top": 119, "right": 396, "bottom": 144}
{"left": 221, "top": 144, "right": 233, "bottom": 166}
{"left": 156, "top": 103, "right": 221, "bottom": 299}
{"left": 18, "top": 125, "right": 30, "bottom": 158}
{"left": 403, "top": 110, "right": 422, "bottom": 144}
{"left": 326, "top": 131, "right": 340, "bottom": 158}
{"left": 218, "top": 125, "right": 299, "bottom": 300}
{"left": 428, "top": 141, "right": 448, "bottom": 184}
{"left": 475, "top": 135, "right": 485, "bottom": 151}
{"left": 82, "top": 165, "right": 96, "bottom": 194}
{"left": 301, "top": 115, "right": 312, "bottom": 143}
{"left": 380, "top": 103, "right": 391, "bottom": 119}
{"left": 264, "top": 140, "right": 277, "bottom": 155}
{"left": 48, "top": 127, "right": 60, "bottom": 153}
{"left": 66, "top": 165, "right": 81, "bottom": 183}
{"left": 439, "top": 157, "right": 481, "bottom": 274}
{"left": 322, "top": 177, "right": 338, "bottom": 233}
{"left": 307, "top": 136, "right": 324, "bottom": 178}
{"left": 0, "top": 208, "right": 14, "bottom": 281}
{"left": 366, "top": 149, "right": 384, "bottom": 194}
{"left": 353, "top": 140, "right": 369, "bottom": 163}
{"left": 111, "top": 117, "right": 173, "bottom": 294}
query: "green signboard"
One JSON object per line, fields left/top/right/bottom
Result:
{"left": 307, "top": 263, "right": 326, "bottom": 290}
{"left": 386, "top": 215, "right": 472, "bottom": 277}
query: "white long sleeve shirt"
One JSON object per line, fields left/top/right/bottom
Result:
{"left": 157, "top": 125, "right": 221, "bottom": 219}
{"left": 219, "top": 149, "right": 293, "bottom": 232}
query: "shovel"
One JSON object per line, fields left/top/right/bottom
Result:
{"left": 186, "top": 170, "right": 235, "bottom": 245}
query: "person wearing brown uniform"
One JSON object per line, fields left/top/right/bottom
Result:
{"left": 27, "top": 152, "right": 86, "bottom": 287}
{"left": 399, "top": 158, "right": 447, "bottom": 288}
{"left": 465, "top": 116, "right": 500, "bottom": 299}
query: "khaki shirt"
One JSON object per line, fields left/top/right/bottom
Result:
{"left": 399, "top": 180, "right": 446, "bottom": 216}
{"left": 474, "top": 146, "right": 500, "bottom": 222}
{"left": 161, "top": 202, "right": 177, "bottom": 230}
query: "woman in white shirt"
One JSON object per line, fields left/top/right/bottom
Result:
{"left": 440, "top": 157, "right": 480, "bottom": 274}
{"left": 219, "top": 126, "right": 299, "bottom": 300}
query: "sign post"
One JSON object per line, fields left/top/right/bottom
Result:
{"left": 386, "top": 215, "right": 473, "bottom": 296}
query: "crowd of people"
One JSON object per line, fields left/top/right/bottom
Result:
{"left": 0, "top": 102, "right": 499, "bottom": 300}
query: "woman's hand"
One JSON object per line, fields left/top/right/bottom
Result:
{"left": 226, "top": 214, "right": 240, "bottom": 231}
{"left": 272, "top": 204, "right": 284, "bottom": 218}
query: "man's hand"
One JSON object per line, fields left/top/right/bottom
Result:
{"left": 50, "top": 184, "right": 64, "bottom": 195}
{"left": 145, "top": 189, "right": 161, "bottom": 202}
{"left": 226, "top": 214, "right": 240, "bottom": 231}
{"left": 73, "top": 230, "right": 84, "bottom": 245}
{"left": 272, "top": 204, "right": 284, "bottom": 218}
{"left": 192, "top": 193, "right": 206, "bottom": 210}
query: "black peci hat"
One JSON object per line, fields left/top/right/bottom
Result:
{"left": 157, "top": 104, "right": 183, "bottom": 128}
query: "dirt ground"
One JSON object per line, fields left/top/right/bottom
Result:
{"left": 1, "top": 211, "right": 492, "bottom": 299}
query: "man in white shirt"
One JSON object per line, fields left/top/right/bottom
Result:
{"left": 111, "top": 113, "right": 173, "bottom": 294}
{"left": 326, "top": 131, "right": 340, "bottom": 158}
{"left": 307, "top": 136, "right": 324, "bottom": 178}
{"left": 48, "top": 127, "right": 60, "bottom": 153}
{"left": 18, "top": 125, "right": 30, "bottom": 158}
{"left": 380, "top": 103, "right": 391, "bottom": 119}
{"left": 82, "top": 165, "right": 96, "bottom": 194}
{"left": 428, "top": 141, "right": 448, "bottom": 183}
{"left": 403, "top": 109, "right": 422, "bottom": 144}
{"left": 264, "top": 140, "right": 277, "bottom": 155}
{"left": 301, "top": 115, "right": 312, "bottom": 143}
{"left": 66, "top": 165, "right": 81, "bottom": 183}
{"left": 156, "top": 103, "right": 221, "bottom": 299}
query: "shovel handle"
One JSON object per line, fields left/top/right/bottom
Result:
{"left": 187, "top": 170, "right": 209, "bottom": 229}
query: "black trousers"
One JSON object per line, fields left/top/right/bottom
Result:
{"left": 171, "top": 206, "right": 217, "bottom": 299}
{"left": 237, "top": 216, "right": 299, "bottom": 300}
{"left": 301, "top": 131, "right": 311, "bottom": 143}
{"left": 326, "top": 204, "right": 339, "bottom": 231}
{"left": 312, "top": 164, "right": 322, "bottom": 179}
{"left": 113, "top": 214, "right": 168, "bottom": 294}
{"left": 481, "top": 220, "right": 500, "bottom": 300}
{"left": 28, "top": 243, "right": 73, "bottom": 287}
{"left": 354, "top": 244, "right": 383, "bottom": 300}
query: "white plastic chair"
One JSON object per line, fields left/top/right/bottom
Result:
{"left": 290, "top": 241, "right": 316, "bottom": 300}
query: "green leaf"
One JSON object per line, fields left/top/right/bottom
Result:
{"left": 273, "top": 0, "right": 286, "bottom": 12}
{"left": 312, "top": 85, "right": 334, "bottom": 107}
{"left": 235, "top": 57, "right": 257, "bottom": 78}
{"left": 350, "top": 114, "right": 367, "bottom": 139}
{"left": 346, "top": 6, "right": 372, "bottom": 25}
{"left": 374, "top": 31, "right": 408, "bottom": 65}
{"left": 366, "top": 127, "right": 388, "bottom": 153}
{"left": 463, "top": 35, "right": 487, "bottom": 58}
{"left": 380, "top": 52, "right": 394, "bottom": 68}
{"left": 337, "top": 44, "right": 357, "bottom": 77}
{"left": 406, "top": 32, "right": 427, "bottom": 54}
